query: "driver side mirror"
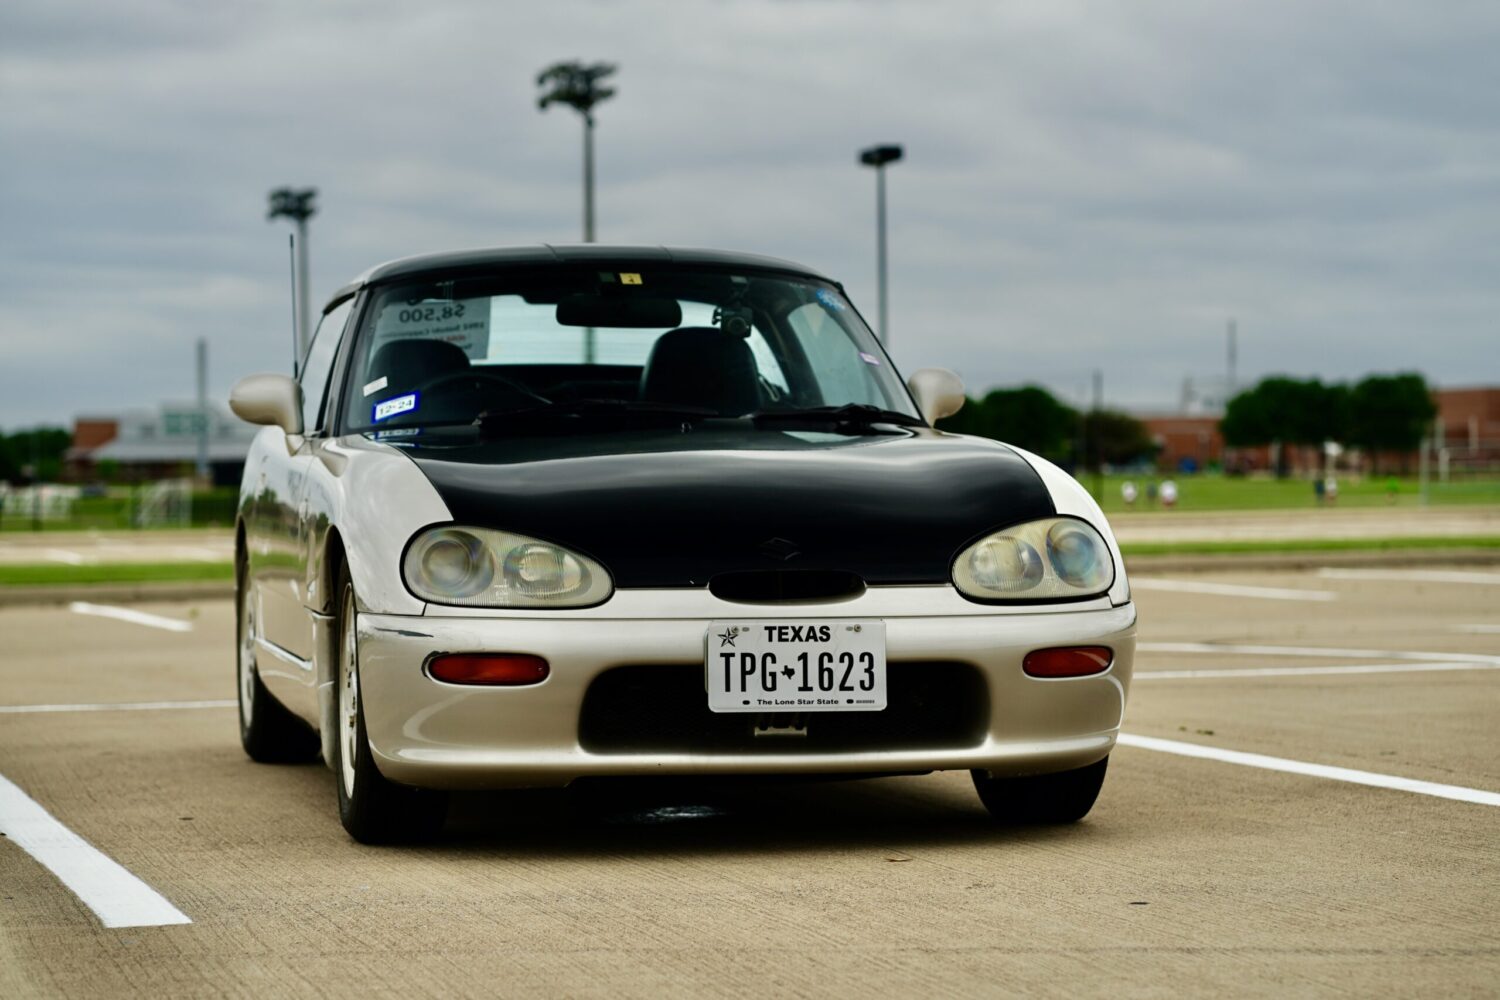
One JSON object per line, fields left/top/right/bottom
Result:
{"left": 907, "top": 368, "right": 966, "bottom": 425}
{"left": 230, "top": 373, "right": 303, "bottom": 435}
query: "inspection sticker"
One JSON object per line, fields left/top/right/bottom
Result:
{"left": 620, "top": 273, "right": 643, "bottom": 285}
{"left": 372, "top": 392, "right": 418, "bottom": 423}
{"left": 816, "top": 288, "right": 846, "bottom": 311}
{"left": 362, "top": 375, "right": 389, "bottom": 397}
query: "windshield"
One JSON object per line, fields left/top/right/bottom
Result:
{"left": 339, "top": 264, "right": 918, "bottom": 434}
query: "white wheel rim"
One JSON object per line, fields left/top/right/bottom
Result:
{"left": 338, "top": 588, "right": 359, "bottom": 800}
{"left": 237, "top": 590, "right": 256, "bottom": 728}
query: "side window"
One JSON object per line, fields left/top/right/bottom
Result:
{"left": 300, "top": 299, "right": 354, "bottom": 433}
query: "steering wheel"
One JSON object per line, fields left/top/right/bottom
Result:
{"left": 413, "top": 370, "right": 551, "bottom": 406}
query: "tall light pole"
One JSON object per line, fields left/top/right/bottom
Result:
{"left": 537, "top": 61, "right": 617, "bottom": 243}
{"left": 267, "top": 187, "right": 317, "bottom": 359}
{"left": 859, "top": 144, "right": 903, "bottom": 344}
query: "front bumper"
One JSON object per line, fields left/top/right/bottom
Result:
{"left": 356, "top": 586, "right": 1136, "bottom": 790}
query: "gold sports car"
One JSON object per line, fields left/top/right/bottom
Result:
{"left": 230, "top": 245, "right": 1136, "bottom": 843}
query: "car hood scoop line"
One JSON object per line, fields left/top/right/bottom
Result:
{"left": 397, "top": 429, "right": 1055, "bottom": 588}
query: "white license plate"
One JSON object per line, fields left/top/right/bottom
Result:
{"left": 705, "top": 620, "right": 886, "bottom": 713}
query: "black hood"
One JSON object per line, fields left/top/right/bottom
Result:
{"left": 388, "top": 427, "right": 1055, "bottom": 588}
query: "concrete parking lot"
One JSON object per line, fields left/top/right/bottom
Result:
{"left": 2, "top": 567, "right": 1497, "bottom": 997}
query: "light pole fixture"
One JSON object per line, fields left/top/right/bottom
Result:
{"left": 267, "top": 187, "right": 317, "bottom": 359}
{"left": 859, "top": 144, "right": 903, "bottom": 345}
{"left": 537, "top": 61, "right": 617, "bottom": 243}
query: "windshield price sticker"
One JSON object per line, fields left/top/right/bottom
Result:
{"left": 371, "top": 297, "right": 491, "bottom": 360}
{"left": 706, "top": 620, "right": 887, "bottom": 713}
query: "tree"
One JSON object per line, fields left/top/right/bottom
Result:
{"left": 1221, "top": 377, "right": 1346, "bottom": 447}
{"left": 1348, "top": 373, "right": 1435, "bottom": 470}
{"left": 937, "top": 385, "right": 1078, "bottom": 463}
{"left": 1, "top": 427, "right": 72, "bottom": 483}
{"left": 1082, "top": 409, "right": 1157, "bottom": 466}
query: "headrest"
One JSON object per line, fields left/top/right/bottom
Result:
{"left": 369, "top": 339, "right": 470, "bottom": 388}
{"left": 638, "top": 326, "right": 760, "bottom": 415}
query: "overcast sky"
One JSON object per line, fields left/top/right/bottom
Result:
{"left": 2, "top": 0, "right": 1497, "bottom": 428}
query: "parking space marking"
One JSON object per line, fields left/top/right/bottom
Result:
{"left": 68, "top": 601, "right": 194, "bottom": 633}
{"left": 1117, "top": 734, "right": 1500, "bottom": 808}
{"left": 1319, "top": 568, "right": 1500, "bottom": 585}
{"left": 1135, "top": 661, "right": 1499, "bottom": 681}
{"left": 44, "top": 548, "right": 88, "bottom": 565}
{"left": 1453, "top": 624, "right": 1500, "bottom": 634}
{"left": 0, "top": 773, "right": 191, "bottom": 928}
{"left": 0, "top": 699, "right": 235, "bottom": 714}
{"left": 1139, "top": 641, "right": 1500, "bottom": 665}
{"left": 1131, "top": 578, "right": 1338, "bottom": 601}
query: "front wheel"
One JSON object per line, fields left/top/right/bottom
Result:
{"left": 971, "top": 756, "right": 1109, "bottom": 824}
{"left": 331, "top": 569, "right": 447, "bottom": 843}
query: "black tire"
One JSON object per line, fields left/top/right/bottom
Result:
{"left": 236, "top": 547, "right": 319, "bottom": 764}
{"left": 331, "top": 567, "right": 447, "bottom": 844}
{"left": 971, "top": 756, "right": 1109, "bottom": 825}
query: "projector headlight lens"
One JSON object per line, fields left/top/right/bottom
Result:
{"left": 953, "top": 517, "right": 1115, "bottom": 601}
{"left": 404, "top": 527, "right": 612, "bottom": 607}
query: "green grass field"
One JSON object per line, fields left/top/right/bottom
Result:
{"left": 0, "top": 562, "right": 235, "bottom": 586}
{"left": 1087, "top": 474, "right": 1500, "bottom": 513}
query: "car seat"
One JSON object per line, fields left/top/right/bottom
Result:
{"left": 637, "top": 327, "right": 760, "bottom": 415}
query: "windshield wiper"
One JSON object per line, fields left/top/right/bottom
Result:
{"left": 477, "top": 398, "right": 719, "bottom": 433}
{"left": 748, "top": 403, "right": 926, "bottom": 428}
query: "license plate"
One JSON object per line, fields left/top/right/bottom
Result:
{"left": 705, "top": 620, "right": 886, "bottom": 713}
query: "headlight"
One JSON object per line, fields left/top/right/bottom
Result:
{"left": 403, "top": 527, "right": 613, "bottom": 607}
{"left": 952, "top": 517, "right": 1114, "bottom": 601}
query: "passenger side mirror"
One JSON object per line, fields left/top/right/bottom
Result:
{"left": 907, "top": 368, "right": 966, "bottom": 425}
{"left": 230, "top": 373, "right": 303, "bottom": 435}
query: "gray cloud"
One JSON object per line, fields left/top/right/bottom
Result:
{"left": 2, "top": 0, "right": 1497, "bottom": 427}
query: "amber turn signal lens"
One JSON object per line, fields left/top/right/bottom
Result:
{"left": 428, "top": 654, "right": 550, "bottom": 686}
{"left": 1022, "top": 646, "right": 1113, "bottom": 678}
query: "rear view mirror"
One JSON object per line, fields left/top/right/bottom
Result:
{"left": 556, "top": 293, "right": 683, "bottom": 329}
{"left": 230, "top": 373, "right": 302, "bottom": 435}
{"left": 907, "top": 368, "right": 966, "bottom": 425}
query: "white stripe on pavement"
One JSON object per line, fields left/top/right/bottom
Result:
{"left": 45, "top": 549, "right": 88, "bottom": 565}
{"left": 1138, "top": 641, "right": 1500, "bottom": 665}
{"left": 1319, "top": 568, "right": 1500, "bottom": 585}
{"left": 1453, "top": 624, "right": 1500, "bottom": 634}
{"left": 68, "top": 602, "right": 193, "bottom": 633}
{"left": 0, "top": 699, "right": 235, "bottom": 714}
{"left": 0, "top": 773, "right": 191, "bottom": 928}
{"left": 1117, "top": 733, "right": 1500, "bottom": 808}
{"left": 1135, "top": 661, "right": 1499, "bottom": 681}
{"left": 1130, "top": 578, "right": 1338, "bottom": 602}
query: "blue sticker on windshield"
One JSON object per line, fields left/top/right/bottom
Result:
{"left": 372, "top": 392, "right": 418, "bottom": 423}
{"left": 815, "top": 288, "right": 847, "bottom": 311}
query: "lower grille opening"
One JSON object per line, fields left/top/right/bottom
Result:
{"left": 579, "top": 661, "right": 988, "bottom": 755}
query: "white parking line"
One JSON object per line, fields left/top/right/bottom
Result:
{"left": 68, "top": 602, "right": 194, "bottom": 633}
{"left": 1319, "top": 568, "right": 1500, "bottom": 585}
{"left": 1135, "top": 661, "right": 1499, "bottom": 681}
{"left": 1453, "top": 624, "right": 1500, "bottom": 634}
{"left": 0, "top": 773, "right": 191, "bottom": 928}
{"left": 0, "top": 699, "right": 235, "bottom": 714}
{"left": 45, "top": 549, "right": 87, "bottom": 565}
{"left": 1117, "top": 733, "right": 1500, "bottom": 808}
{"left": 1138, "top": 641, "right": 1500, "bottom": 665}
{"left": 1130, "top": 578, "right": 1338, "bottom": 602}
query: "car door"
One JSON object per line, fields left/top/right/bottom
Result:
{"left": 257, "top": 298, "right": 353, "bottom": 664}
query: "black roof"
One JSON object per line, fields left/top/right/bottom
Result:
{"left": 327, "top": 244, "right": 834, "bottom": 311}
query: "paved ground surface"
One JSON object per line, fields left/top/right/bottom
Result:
{"left": 2, "top": 567, "right": 1498, "bottom": 997}
{"left": 1, "top": 506, "right": 1496, "bottom": 568}
{"left": 1108, "top": 505, "right": 1500, "bottom": 543}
